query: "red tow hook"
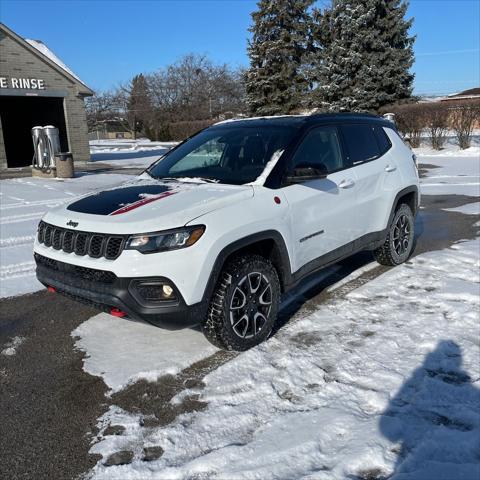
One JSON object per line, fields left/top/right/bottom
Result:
{"left": 110, "top": 307, "right": 127, "bottom": 318}
{"left": 47, "top": 286, "right": 56, "bottom": 293}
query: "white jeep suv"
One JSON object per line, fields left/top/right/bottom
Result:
{"left": 34, "top": 113, "right": 420, "bottom": 350}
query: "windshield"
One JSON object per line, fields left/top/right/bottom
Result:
{"left": 147, "top": 125, "right": 298, "bottom": 185}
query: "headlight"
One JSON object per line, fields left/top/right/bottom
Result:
{"left": 125, "top": 225, "right": 205, "bottom": 254}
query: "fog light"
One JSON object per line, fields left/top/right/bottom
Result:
{"left": 132, "top": 280, "right": 177, "bottom": 303}
{"left": 162, "top": 284, "right": 174, "bottom": 297}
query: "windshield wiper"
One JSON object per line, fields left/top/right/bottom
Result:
{"left": 191, "top": 177, "right": 220, "bottom": 184}
{"left": 167, "top": 176, "right": 220, "bottom": 184}
{"left": 153, "top": 176, "right": 181, "bottom": 182}
{"left": 149, "top": 175, "right": 220, "bottom": 184}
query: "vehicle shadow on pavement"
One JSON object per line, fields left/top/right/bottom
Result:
{"left": 275, "top": 250, "right": 379, "bottom": 334}
{"left": 379, "top": 340, "right": 480, "bottom": 480}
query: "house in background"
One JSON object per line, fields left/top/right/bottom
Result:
{"left": 440, "top": 87, "right": 480, "bottom": 103}
{"left": 88, "top": 119, "right": 135, "bottom": 140}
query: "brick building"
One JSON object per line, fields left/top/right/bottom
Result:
{"left": 0, "top": 23, "right": 93, "bottom": 169}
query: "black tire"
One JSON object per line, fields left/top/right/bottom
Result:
{"left": 374, "top": 203, "right": 415, "bottom": 266}
{"left": 202, "top": 254, "right": 281, "bottom": 351}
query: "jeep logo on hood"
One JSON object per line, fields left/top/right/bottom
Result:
{"left": 66, "top": 220, "right": 79, "bottom": 228}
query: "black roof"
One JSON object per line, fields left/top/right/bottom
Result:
{"left": 212, "top": 112, "right": 391, "bottom": 130}
{"left": 449, "top": 87, "right": 480, "bottom": 97}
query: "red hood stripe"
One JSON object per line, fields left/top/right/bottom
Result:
{"left": 109, "top": 191, "right": 177, "bottom": 216}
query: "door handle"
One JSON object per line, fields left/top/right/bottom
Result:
{"left": 385, "top": 165, "right": 397, "bottom": 172}
{"left": 339, "top": 178, "right": 355, "bottom": 189}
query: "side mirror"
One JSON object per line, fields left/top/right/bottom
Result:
{"left": 285, "top": 163, "right": 328, "bottom": 185}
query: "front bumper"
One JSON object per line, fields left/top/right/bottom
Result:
{"left": 34, "top": 253, "right": 206, "bottom": 329}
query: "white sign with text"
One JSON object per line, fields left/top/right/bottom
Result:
{"left": 0, "top": 77, "right": 45, "bottom": 90}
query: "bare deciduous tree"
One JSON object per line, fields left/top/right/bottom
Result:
{"left": 146, "top": 54, "right": 246, "bottom": 139}
{"left": 450, "top": 101, "right": 480, "bottom": 149}
{"left": 86, "top": 55, "right": 246, "bottom": 141}
{"left": 424, "top": 103, "right": 449, "bottom": 150}
{"left": 385, "top": 103, "right": 427, "bottom": 148}
{"left": 85, "top": 91, "right": 118, "bottom": 131}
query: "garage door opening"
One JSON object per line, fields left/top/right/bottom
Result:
{"left": 0, "top": 96, "right": 69, "bottom": 168}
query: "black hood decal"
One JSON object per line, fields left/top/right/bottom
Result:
{"left": 67, "top": 184, "right": 175, "bottom": 216}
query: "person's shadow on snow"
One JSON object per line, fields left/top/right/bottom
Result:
{"left": 379, "top": 340, "right": 480, "bottom": 480}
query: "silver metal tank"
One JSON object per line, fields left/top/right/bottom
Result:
{"left": 31, "top": 126, "right": 47, "bottom": 168}
{"left": 43, "top": 125, "right": 61, "bottom": 168}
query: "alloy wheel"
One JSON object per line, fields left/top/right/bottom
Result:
{"left": 392, "top": 214, "right": 412, "bottom": 256}
{"left": 229, "top": 272, "right": 272, "bottom": 339}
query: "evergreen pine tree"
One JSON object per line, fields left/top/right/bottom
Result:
{"left": 311, "top": 0, "right": 415, "bottom": 112}
{"left": 246, "top": 0, "right": 314, "bottom": 115}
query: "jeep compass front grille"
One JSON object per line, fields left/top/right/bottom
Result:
{"left": 37, "top": 221, "right": 125, "bottom": 260}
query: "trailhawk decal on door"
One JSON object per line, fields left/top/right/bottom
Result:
{"left": 66, "top": 184, "right": 177, "bottom": 216}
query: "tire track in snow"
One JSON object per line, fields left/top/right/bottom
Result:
{"left": 0, "top": 235, "right": 37, "bottom": 248}
{"left": 0, "top": 198, "right": 66, "bottom": 211}
{"left": 0, "top": 212, "right": 45, "bottom": 225}
{"left": 0, "top": 261, "right": 36, "bottom": 280}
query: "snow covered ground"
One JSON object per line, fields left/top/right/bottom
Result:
{"left": 89, "top": 237, "right": 480, "bottom": 480}
{"left": 414, "top": 133, "right": 479, "bottom": 157}
{"left": 72, "top": 317, "right": 217, "bottom": 393}
{"left": 420, "top": 155, "right": 480, "bottom": 197}
{"left": 89, "top": 139, "right": 177, "bottom": 167}
{"left": 0, "top": 174, "right": 130, "bottom": 297}
{"left": 416, "top": 134, "right": 479, "bottom": 199}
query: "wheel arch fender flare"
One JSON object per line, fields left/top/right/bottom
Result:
{"left": 201, "top": 230, "right": 293, "bottom": 303}
{"left": 387, "top": 185, "right": 419, "bottom": 228}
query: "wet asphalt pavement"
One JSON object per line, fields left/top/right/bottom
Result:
{"left": 0, "top": 188, "right": 479, "bottom": 479}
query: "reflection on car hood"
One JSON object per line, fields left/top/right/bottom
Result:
{"left": 43, "top": 178, "right": 254, "bottom": 234}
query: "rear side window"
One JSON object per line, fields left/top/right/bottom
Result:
{"left": 374, "top": 127, "right": 392, "bottom": 155}
{"left": 341, "top": 124, "right": 380, "bottom": 164}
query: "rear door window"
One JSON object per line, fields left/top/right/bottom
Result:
{"left": 341, "top": 124, "right": 380, "bottom": 164}
{"left": 374, "top": 126, "right": 392, "bottom": 155}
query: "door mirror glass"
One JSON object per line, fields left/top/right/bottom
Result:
{"left": 285, "top": 163, "right": 328, "bottom": 184}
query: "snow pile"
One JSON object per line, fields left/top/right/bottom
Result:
{"left": 88, "top": 237, "right": 480, "bottom": 480}
{"left": 445, "top": 203, "right": 480, "bottom": 216}
{"left": 72, "top": 315, "right": 217, "bottom": 393}
{"left": 1, "top": 336, "right": 26, "bottom": 356}
{"left": 0, "top": 174, "right": 131, "bottom": 298}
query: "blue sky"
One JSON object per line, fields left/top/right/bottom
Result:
{"left": 1, "top": 0, "right": 479, "bottom": 95}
